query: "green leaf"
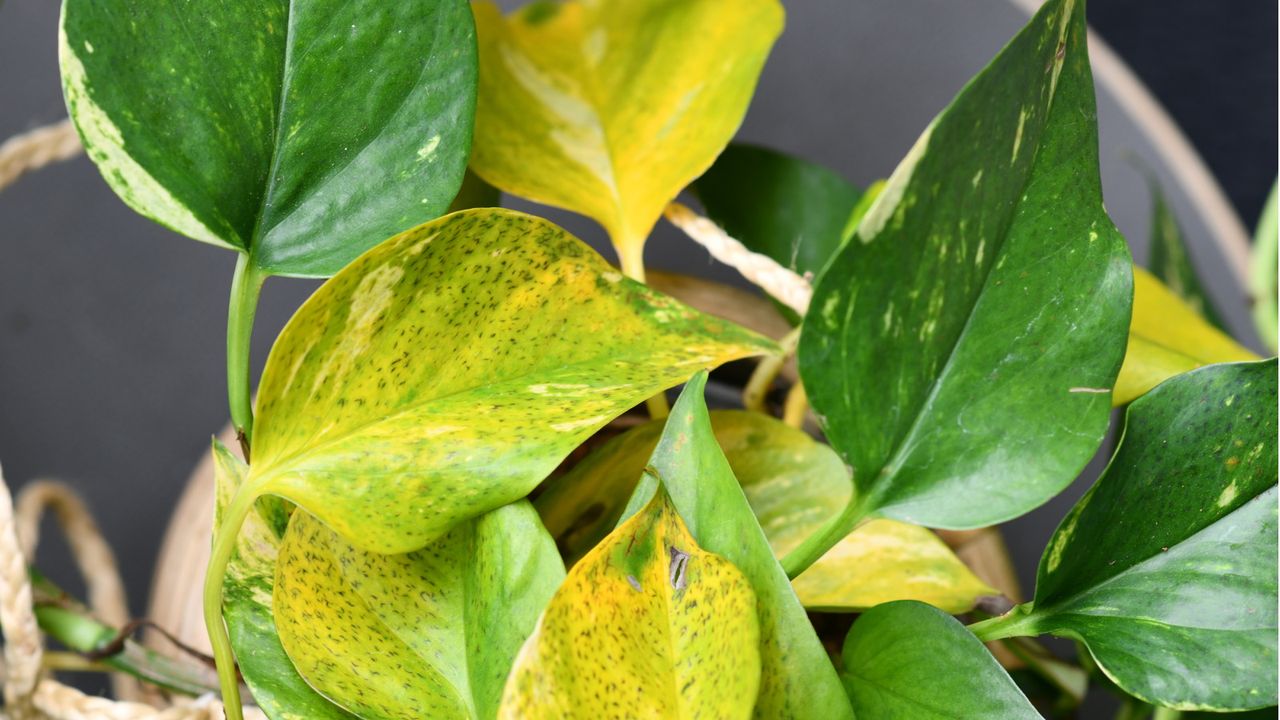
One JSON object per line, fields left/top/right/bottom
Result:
{"left": 538, "top": 409, "right": 992, "bottom": 612}
{"left": 618, "top": 375, "right": 854, "bottom": 719}
{"left": 60, "top": 0, "right": 477, "bottom": 277}
{"left": 981, "top": 359, "right": 1279, "bottom": 711}
{"left": 470, "top": 0, "right": 783, "bottom": 275}
{"left": 211, "top": 440, "right": 354, "bottom": 720}
{"left": 1115, "top": 267, "right": 1258, "bottom": 405}
{"left": 498, "top": 490, "right": 760, "bottom": 719}
{"left": 1144, "top": 172, "right": 1224, "bottom": 328}
{"left": 245, "top": 208, "right": 775, "bottom": 555}
{"left": 275, "top": 501, "right": 563, "bottom": 720}
{"left": 1252, "top": 181, "right": 1278, "bottom": 353}
{"left": 841, "top": 601, "right": 1040, "bottom": 719}
{"left": 693, "top": 144, "right": 863, "bottom": 322}
{"left": 795, "top": 0, "right": 1131, "bottom": 545}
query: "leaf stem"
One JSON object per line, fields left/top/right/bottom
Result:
{"left": 966, "top": 606, "right": 1040, "bottom": 642}
{"left": 779, "top": 494, "right": 872, "bottom": 578}
{"left": 203, "top": 485, "right": 258, "bottom": 720}
{"left": 782, "top": 381, "right": 808, "bottom": 427}
{"left": 227, "top": 254, "right": 265, "bottom": 458}
{"left": 742, "top": 326, "right": 800, "bottom": 414}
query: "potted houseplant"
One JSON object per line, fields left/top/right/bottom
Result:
{"left": 0, "top": 0, "right": 1274, "bottom": 718}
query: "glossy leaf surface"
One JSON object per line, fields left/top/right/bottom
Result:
{"left": 841, "top": 601, "right": 1039, "bottom": 719}
{"left": 694, "top": 144, "right": 862, "bottom": 322}
{"left": 1115, "top": 267, "right": 1258, "bottom": 405}
{"left": 212, "top": 441, "right": 353, "bottom": 720}
{"left": 498, "top": 491, "right": 760, "bottom": 719}
{"left": 1017, "top": 360, "right": 1279, "bottom": 711}
{"left": 798, "top": 0, "right": 1131, "bottom": 530}
{"left": 61, "top": 0, "right": 476, "bottom": 277}
{"left": 247, "top": 209, "right": 775, "bottom": 554}
{"left": 470, "top": 0, "right": 782, "bottom": 269}
{"left": 618, "top": 375, "right": 854, "bottom": 719}
{"left": 538, "top": 410, "right": 991, "bottom": 612}
{"left": 275, "top": 502, "right": 563, "bottom": 720}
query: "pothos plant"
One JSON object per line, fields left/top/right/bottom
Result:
{"left": 47, "top": 0, "right": 1276, "bottom": 718}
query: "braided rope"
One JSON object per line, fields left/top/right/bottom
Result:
{"left": 15, "top": 482, "right": 139, "bottom": 703}
{"left": 0, "top": 121, "right": 83, "bottom": 194}
{"left": 0, "top": 465, "right": 266, "bottom": 719}
{"left": 663, "top": 202, "right": 813, "bottom": 316}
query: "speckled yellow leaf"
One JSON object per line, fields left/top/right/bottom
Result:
{"left": 498, "top": 491, "right": 761, "bottom": 719}
{"left": 274, "top": 502, "right": 564, "bottom": 720}
{"left": 1115, "top": 267, "right": 1258, "bottom": 405}
{"left": 213, "top": 441, "right": 353, "bottom": 720}
{"left": 538, "top": 410, "right": 992, "bottom": 612}
{"left": 243, "top": 208, "right": 775, "bottom": 555}
{"left": 470, "top": 0, "right": 783, "bottom": 275}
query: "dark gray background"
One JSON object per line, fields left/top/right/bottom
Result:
{"left": 1, "top": 0, "right": 1275, "bottom": 710}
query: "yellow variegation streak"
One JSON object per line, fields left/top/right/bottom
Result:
{"left": 499, "top": 492, "right": 761, "bottom": 719}
{"left": 1115, "top": 267, "right": 1259, "bottom": 405}
{"left": 471, "top": 0, "right": 783, "bottom": 278}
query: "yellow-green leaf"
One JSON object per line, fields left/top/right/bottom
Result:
{"left": 470, "top": 0, "right": 783, "bottom": 276}
{"left": 274, "top": 502, "right": 564, "bottom": 720}
{"left": 244, "top": 208, "right": 775, "bottom": 555}
{"left": 213, "top": 442, "right": 353, "bottom": 720}
{"left": 1115, "top": 267, "right": 1258, "bottom": 405}
{"left": 499, "top": 491, "right": 761, "bottom": 719}
{"left": 538, "top": 410, "right": 992, "bottom": 612}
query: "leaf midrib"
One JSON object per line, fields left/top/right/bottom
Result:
{"left": 1032, "top": 484, "right": 1277, "bottom": 629}
{"left": 858, "top": 27, "right": 1074, "bottom": 510}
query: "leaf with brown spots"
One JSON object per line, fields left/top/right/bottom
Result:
{"left": 538, "top": 409, "right": 993, "bottom": 613}
{"left": 617, "top": 374, "right": 854, "bottom": 719}
{"left": 1114, "top": 267, "right": 1258, "bottom": 405}
{"left": 972, "top": 359, "right": 1279, "bottom": 711}
{"left": 498, "top": 491, "right": 760, "bottom": 719}
{"left": 470, "top": 0, "right": 782, "bottom": 277}
{"left": 212, "top": 440, "right": 354, "bottom": 720}
{"left": 241, "top": 207, "right": 776, "bottom": 555}
{"left": 274, "top": 501, "right": 564, "bottom": 720}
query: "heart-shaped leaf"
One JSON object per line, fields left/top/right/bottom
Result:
{"left": 498, "top": 490, "right": 760, "bottom": 719}
{"left": 537, "top": 409, "right": 992, "bottom": 612}
{"left": 693, "top": 144, "right": 863, "bottom": 322}
{"left": 1115, "top": 267, "right": 1258, "bottom": 405}
{"left": 617, "top": 375, "right": 854, "bottom": 719}
{"left": 469, "top": 0, "right": 782, "bottom": 276}
{"left": 60, "top": 0, "right": 477, "bottom": 277}
{"left": 841, "top": 601, "right": 1039, "bottom": 719}
{"left": 211, "top": 440, "right": 353, "bottom": 720}
{"left": 243, "top": 208, "right": 775, "bottom": 555}
{"left": 791, "top": 0, "right": 1131, "bottom": 571}
{"left": 275, "top": 501, "right": 563, "bottom": 720}
{"left": 974, "top": 360, "right": 1278, "bottom": 711}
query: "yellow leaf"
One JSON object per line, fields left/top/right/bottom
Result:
{"left": 471, "top": 0, "right": 783, "bottom": 279}
{"left": 499, "top": 491, "right": 761, "bottom": 719}
{"left": 1115, "top": 267, "right": 1258, "bottom": 405}
{"left": 538, "top": 410, "right": 993, "bottom": 613}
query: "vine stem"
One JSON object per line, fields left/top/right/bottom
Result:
{"left": 779, "top": 495, "right": 872, "bottom": 578}
{"left": 966, "top": 607, "right": 1040, "bottom": 643}
{"left": 227, "top": 254, "right": 265, "bottom": 458}
{"left": 202, "top": 486, "right": 257, "bottom": 720}
{"left": 742, "top": 327, "right": 800, "bottom": 414}
{"left": 618, "top": 236, "right": 670, "bottom": 419}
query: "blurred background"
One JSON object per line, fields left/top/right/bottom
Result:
{"left": 0, "top": 0, "right": 1276, "bottom": 709}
